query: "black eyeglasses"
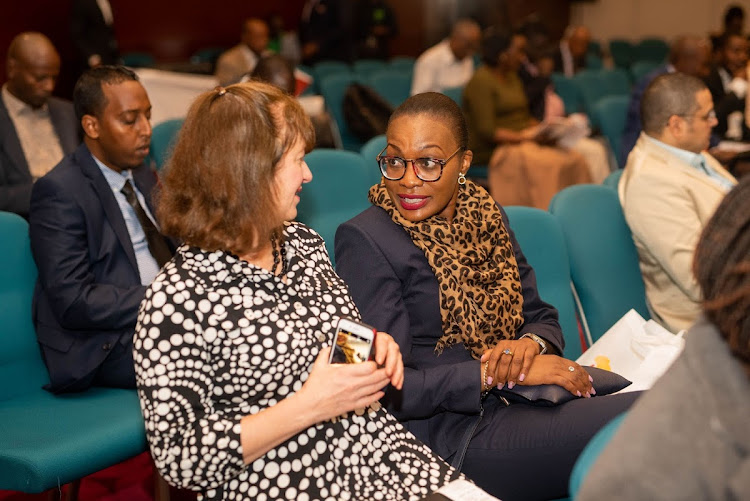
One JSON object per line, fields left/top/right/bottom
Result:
{"left": 675, "top": 110, "right": 717, "bottom": 122}
{"left": 376, "top": 146, "right": 463, "bottom": 182}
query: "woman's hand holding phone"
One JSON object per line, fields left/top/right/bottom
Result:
{"left": 373, "top": 331, "right": 404, "bottom": 390}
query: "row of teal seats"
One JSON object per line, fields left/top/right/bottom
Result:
{"left": 299, "top": 57, "right": 415, "bottom": 96}
{"left": 609, "top": 38, "right": 670, "bottom": 68}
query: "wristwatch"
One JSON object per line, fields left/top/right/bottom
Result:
{"left": 520, "top": 333, "right": 547, "bottom": 355}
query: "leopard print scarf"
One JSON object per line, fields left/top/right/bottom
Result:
{"left": 369, "top": 179, "right": 524, "bottom": 359}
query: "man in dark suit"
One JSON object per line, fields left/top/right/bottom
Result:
{"left": 70, "top": 0, "right": 119, "bottom": 76}
{"left": 705, "top": 32, "right": 749, "bottom": 141}
{"left": 0, "top": 32, "right": 79, "bottom": 217}
{"left": 620, "top": 36, "right": 711, "bottom": 166}
{"left": 29, "top": 66, "right": 173, "bottom": 393}
{"left": 553, "top": 26, "right": 591, "bottom": 77}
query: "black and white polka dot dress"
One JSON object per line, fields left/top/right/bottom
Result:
{"left": 134, "top": 222, "right": 457, "bottom": 500}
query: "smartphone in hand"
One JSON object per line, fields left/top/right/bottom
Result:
{"left": 328, "top": 318, "right": 376, "bottom": 364}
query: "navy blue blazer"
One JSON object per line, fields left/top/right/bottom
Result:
{"left": 335, "top": 205, "right": 563, "bottom": 460}
{"left": 0, "top": 96, "right": 79, "bottom": 217}
{"left": 29, "top": 143, "right": 160, "bottom": 393}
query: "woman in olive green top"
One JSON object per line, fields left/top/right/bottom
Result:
{"left": 464, "top": 28, "right": 591, "bottom": 209}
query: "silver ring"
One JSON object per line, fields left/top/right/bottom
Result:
{"left": 568, "top": 366, "right": 575, "bottom": 372}
{"left": 502, "top": 348, "right": 513, "bottom": 356}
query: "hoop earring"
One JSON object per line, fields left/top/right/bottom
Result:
{"left": 458, "top": 172, "right": 467, "bottom": 185}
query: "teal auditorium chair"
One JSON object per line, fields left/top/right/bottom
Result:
{"left": 0, "top": 212, "right": 147, "bottom": 494}
{"left": 569, "top": 413, "right": 627, "bottom": 498}
{"left": 590, "top": 95, "right": 629, "bottom": 166}
{"left": 313, "top": 60, "right": 351, "bottom": 85}
{"left": 602, "top": 169, "right": 623, "bottom": 189}
{"left": 297, "top": 150, "right": 373, "bottom": 265}
{"left": 370, "top": 69, "right": 412, "bottom": 108}
{"left": 389, "top": 56, "right": 415, "bottom": 70}
{"left": 359, "top": 134, "right": 387, "bottom": 187}
{"left": 441, "top": 85, "right": 463, "bottom": 105}
{"left": 318, "top": 73, "right": 363, "bottom": 151}
{"left": 574, "top": 69, "right": 630, "bottom": 125}
{"left": 121, "top": 51, "right": 155, "bottom": 68}
{"left": 551, "top": 73, "right": 583, "bottom": 115}
{"left": 504, "top": 207, "right": 583, "bottom": 359}
{"left": 190, "top": 46, "right": 226, "bottom": 65}
{"left": 629, "top": 60, "right": 660, "bottom": 85}
{"left": 549, "top": 185, "right": 650, "bottom": 345}
{"left": 353, "top": 59, "right": 387, "bottom": 79}
{"left": 633, "top": 38, "right": 669, "bottom": 64}
{"left": 149, "top": 118, "right": 184, "bottom": 170}
{"left": 608, "top": 39, "right": 634, "bottom": 69}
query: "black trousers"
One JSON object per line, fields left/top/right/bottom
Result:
{"left": 458, "top": 391, "right": 641, "bottom": 501}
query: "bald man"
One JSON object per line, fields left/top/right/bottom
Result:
{"left": 215, "top": 18, "right": 272, "bottom": 86}
{"left": 620, "top": 36, "right": 712, "bottom": 166}
{"left": 410, "top": 19, "right": 481, "bottom": 95}
{"left": 0, "top": 32, "right": 79, "bottom": 217}
{"left": 553, "top": 26, "right": 591, "bottom": 77}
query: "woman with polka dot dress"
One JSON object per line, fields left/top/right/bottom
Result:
{"left": 133, "top": 82, "right": 463, "bottom": 500}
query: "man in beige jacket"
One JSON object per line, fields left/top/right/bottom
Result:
{"left": 619, "top": 73, "right": 737, "bottom": 333}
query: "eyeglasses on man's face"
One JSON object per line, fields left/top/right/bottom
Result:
{"left": 676, "top": 109, "right": 717, "bottom": 122}
{"left": 376, "top": 146, "right": 463, "bottom": 182}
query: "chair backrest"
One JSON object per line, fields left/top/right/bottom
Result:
{"left": 121, "top": 51, "right": 155, "bottom": 68}
{"left": 389, "top": 56, "right": 415, "bottom": 70}
{"left": 190, "top": 46, "right": 225, "bottom": 65}
{"left": 0, "top": 212, "right": 49, "bottom": 400}
{"left": 629, "top": 60, "right": 660, "bottom": 84}
{"left": 601, "top": 68, "right": 631, "bottom": 96}
{"left": 633, "top": 38, "right": 669, "bottom": 63}
{"left": 359, "top": 134, "right": 387, "bottom": 187}
{"left": 318, "top": 73, "right": 363, "bottom": 151}
{"left": 441, "top": 86, "right": 463, "bottom": 105}
{"left": 575, "top": 69, "right": 630, "bottom": 119}
{"left": 297, "top": 149, "right": 373, "bottom": 265}
{"left": 608, "top": 39, "right": 634, "bottom": 68}
{"left": 353, "top": 59, "right": 387, "bottom": 79}
{"left": 549, "top": 185, "right": 650, "bottom": 344}
{"left": 313, "top": 60, "right": 351, "bottom": 84}
{"left": 569, "top": 412, "right": 627, "bottom": 498}
{"left": 602, "top": 169, "right": 623, "bottom": 189}
{"left": 591, "top": 95, "right": 629, "bottom": 165}
{"left": 370, "top": 69, "right": 412, "bottom": 108}
{"left": 149, "top": 118, "right": 184, "bottom": 170}
{"left": 504, "top": 206, "right": 583, "bottom": 359}
{"left": 551, "top": 73, "right": 583, "bottom": 115}
{"left": 585, "top": 53, "right": 603, "bottom": 70}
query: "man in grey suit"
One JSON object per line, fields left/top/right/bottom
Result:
{"left": 0, "top": 32, "right": 79, "bottom": 217}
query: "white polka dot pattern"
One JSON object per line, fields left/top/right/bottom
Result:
{"left": 134, "top": 223, "right": 456, "bottom": 500}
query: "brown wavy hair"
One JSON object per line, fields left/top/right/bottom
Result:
{"left": 157, "top": 81, "right": 314, "bottom": 256}
{"left": 694, "top": 175, "right": 750, "bottom": 367}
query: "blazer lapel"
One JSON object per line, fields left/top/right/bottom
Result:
{"left": 76, "top": 144, "right": 140, "bottom": 273}
{"left": 0, "top": 99, "right": 31, "bottom": 181}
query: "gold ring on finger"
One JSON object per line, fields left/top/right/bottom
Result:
{"left": 502, "top": 348, "right": 513, "bottom": 356}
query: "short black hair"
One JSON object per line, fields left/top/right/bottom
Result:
{"left": 251, "top": 55, "right": 295, "bottom": 95}
{"left": 724, "top": 5, "right": 745, "bottom": 27}
{"left": 73, "top": 65, "right": 139, "bottom": 121}
{"left": 480, "top": 27, "right": 513, "bottom": 67}
{"left": 389, "top": 92, "right": 468, "bottom": 149}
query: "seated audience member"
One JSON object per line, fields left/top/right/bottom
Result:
{"left": 553, "top": 25, "right": 591, "bottom": 77}
{"left": 299, "top": 0, "right": 349, "bottom": 64}
{"left": 410, "top": 19, "right": 480, "bottom": 95}
{"left": 619, "top": 73, "right": 737, "bottom": 334}
{"left": 464, "top": 29, "right": 593, "bottom": 209}
{"left": 215, "top": 18, "right": 271, "bottom": 86}
{"left": 267, "top": 13, "right": 301, "bottom": 66}
{"left": 711, "top": 4, "right": 746, "bottom": 62}
{"left": 248, "top": 54, "right": 338, "bottom": 148}
{"left": 705, "top": 32, "right": 750, "bottom": 141}
{"left": 335, "top": 92, "right": 639, "bottom": 500}
{"left": 356, "top": 0, "right": 398, "bottom": 60}
{"left": 29, "top": 66, "right": 173, "bottom": 393}
{"left": 134, "top": 82, "right": 467, "bottom": 499}
{"left": 1, "top": 32, "right": 79, "bottom": 217}
{"left": 578, "top": 175, "right": 750, "bottom": 501}
{"left": 70, "top": 0, "right": 119, "bottom": 76}
{"left": 621, "top": 36, "right": 712, "bottom": 166}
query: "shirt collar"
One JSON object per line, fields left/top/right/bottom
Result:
{"left": 646, "top": 135, "right": 705, "bottom": 169}
{"left": 91, "top": 153, "right": 134, "bottom": 192}
{"left": 1, "top": 84, "right": 49, "bottom": 116}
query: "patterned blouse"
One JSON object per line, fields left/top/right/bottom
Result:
{"left": 134, "top": 222, "right": 456, "bottom": 500}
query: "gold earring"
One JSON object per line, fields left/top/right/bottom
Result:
{"left": 458, "top": 172, "right": 467, "bottom": 185}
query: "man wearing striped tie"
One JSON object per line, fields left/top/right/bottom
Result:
{"left": 619, "top": 72, "right": 737, "bottom": 335}
{"left": 29, "top": 65, "right": 174, "bottom": 393}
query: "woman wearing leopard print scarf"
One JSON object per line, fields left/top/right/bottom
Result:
{"left": 335, "top": 92, "right": 639, "bottom": 501}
